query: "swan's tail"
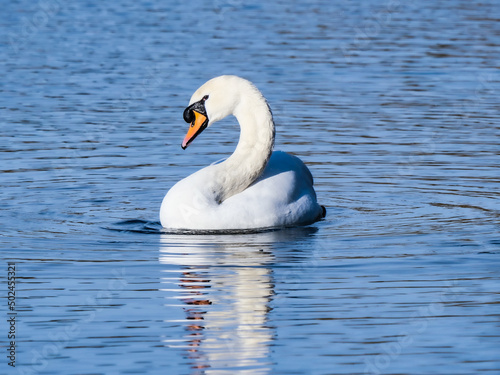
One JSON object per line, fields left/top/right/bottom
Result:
{"left": 321, "top": 205, "right": 327, "bottom": 218}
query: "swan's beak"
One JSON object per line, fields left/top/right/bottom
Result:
{"left": 181, "top": 111, "right": 208, "bottom": 149}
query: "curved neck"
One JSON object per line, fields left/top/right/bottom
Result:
{"left": 212, "top": 95, "right": 275, "bottom": 203}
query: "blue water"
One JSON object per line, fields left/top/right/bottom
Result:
{"left": 1, "top": 0, "right": 499, "bottom": 374}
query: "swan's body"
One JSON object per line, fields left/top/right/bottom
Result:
{"left": 160, "top": 75, "right": 324, "bottom": 231}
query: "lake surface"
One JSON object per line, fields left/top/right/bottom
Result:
{"left": 1, "top": 0, "right": 499, "bottom": 374}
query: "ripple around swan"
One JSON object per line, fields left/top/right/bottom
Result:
{"left": 105, "top": 219, "right": 322, "bottom": 236}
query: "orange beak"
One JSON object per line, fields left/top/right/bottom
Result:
{"left": 182, "top": 111, "right": 208, "bottom": 149}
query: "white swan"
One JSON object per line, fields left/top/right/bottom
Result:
{"left": 160, "top": 75, "right": 325, "bottom": 231}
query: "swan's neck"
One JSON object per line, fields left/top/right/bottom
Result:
{"left": 212, "top": 96, "right": 275, "bottom": 203}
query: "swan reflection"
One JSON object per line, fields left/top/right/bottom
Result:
{"left": 159, "top": 228, "right": 317, "bottom": 374}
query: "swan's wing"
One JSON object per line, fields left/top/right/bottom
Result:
{"left": 220, "top": 151, "right": 321, "bottom": 227}
{"left": 258, "top": 150, "right": 314, "bottom": 187}
{"left": 284, "top": 152, "right": 314, "bottom": 186}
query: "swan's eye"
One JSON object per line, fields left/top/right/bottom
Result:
{"left": 202, "top": 95, "right": 209, "bottom": 101}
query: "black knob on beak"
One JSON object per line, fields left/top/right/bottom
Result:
{"left": 183, "top": 107, "right": 194, "bottom": 123}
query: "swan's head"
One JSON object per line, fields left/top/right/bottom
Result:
{"left": 181, "top": 75, "right": 254, "bottom": 149}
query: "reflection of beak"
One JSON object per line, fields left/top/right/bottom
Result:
{"left": 182, "top": 111, "right": 208, "bottom": 150}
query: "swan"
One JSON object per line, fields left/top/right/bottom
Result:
{"left": 160, "top": 75, "right": 325, "bottom": 231}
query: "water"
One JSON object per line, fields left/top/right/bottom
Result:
{"left": 1, "top": 0, "right": 499, "bottom": 374}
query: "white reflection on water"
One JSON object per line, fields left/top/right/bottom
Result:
{"left": 158, "top": 228, "right": 317, "bottom": 374}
